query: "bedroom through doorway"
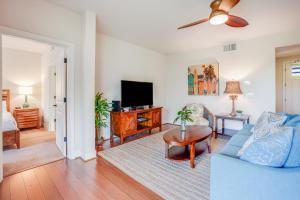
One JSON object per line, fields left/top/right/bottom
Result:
{"left": 1, "top": 34, "right": 67, "bottom": 177}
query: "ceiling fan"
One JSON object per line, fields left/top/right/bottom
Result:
{"left": 178, "top": 0, "right": 248, "bottom": 29}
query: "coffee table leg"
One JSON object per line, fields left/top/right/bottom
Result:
{"left": 165, "top": 143, "right": 169, "bottom": 158}
{"left": 190, "top": 142, "right": 195, "bottom": 168}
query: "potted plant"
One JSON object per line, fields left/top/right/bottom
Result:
{"left": 95, "top": 92, "right": 111, "bottom": 146}
{"left": 236, "top": 110, "right": 243, "bottom": 116}
{"left": 173, "top": 108, "right": 193, "bottom": 132}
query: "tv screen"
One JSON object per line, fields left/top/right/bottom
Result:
{"left": 121, "top": 80, "right": 153, "bottom": 108}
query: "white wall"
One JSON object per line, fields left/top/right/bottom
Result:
{"left": 165, "top": 29, "right": 300, "bottom": 130}
{"left": 0, "top": 0, "right": 92, "bottom": 162}
{"left": 2, "top": 48, "right": 42, "bottom": 110}
{"left": 80, "top": 11, "right": 97, "bottom": 160}
{"left": 95, "top": 33, "right": 166, "bottom": 139}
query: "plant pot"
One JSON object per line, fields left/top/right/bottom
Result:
{"left": 95, "top": 127, "right": 104, "bottom": 146}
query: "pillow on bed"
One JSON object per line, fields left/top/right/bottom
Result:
{"left": 2, "top": 101, "right": 7, "bottom": 113}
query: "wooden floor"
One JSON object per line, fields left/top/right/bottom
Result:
{"left": 97, "top": 123, "right": 175, "bottom": 152}
{"left": 4, "top": 128, "right": 55, "bottom": 150}
{"left": 0, "top": 158, "right": 163, "bottom": 200}
{"left": 20, "top": 128, "right": 56, "bottom": 148}
{"left": 0, "top": 125, "right": 177, "bottom": 200}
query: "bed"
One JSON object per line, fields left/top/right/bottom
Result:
{"left": 2, "top": 89, "right": 20, "bottom": 148}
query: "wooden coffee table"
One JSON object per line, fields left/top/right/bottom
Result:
{"left": 163, "top": 125, "right": 212, "bottom": 168}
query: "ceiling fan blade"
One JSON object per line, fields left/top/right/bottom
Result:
{"left": 178, "top": 18, "right": 209, "bottom": 29}
{"left": 219, "top": 0, "right": 240, "bottom": 12}
{"left": 225, "top": 15, "right": 248, "bottom": 27}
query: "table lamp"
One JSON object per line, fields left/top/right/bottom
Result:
{"left": 224, "top": 81, "right": 242, "bottom": 117}
{"left": 19, "top": 86, "right": 33, "bottom": 108}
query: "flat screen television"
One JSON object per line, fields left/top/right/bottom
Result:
{"left": 121, "top": 80, "right": 153, "bottom": 108}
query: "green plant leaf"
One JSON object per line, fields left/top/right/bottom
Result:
{"left": 95, "top": 92, "right": 112, "bottom": 128}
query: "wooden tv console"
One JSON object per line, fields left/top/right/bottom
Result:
{"left": 110, "top": 107, "right": 162, "bottom": 144}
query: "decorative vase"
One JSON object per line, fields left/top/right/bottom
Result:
{"left": 181, "top": 122, "right": 186, "bottom": 131}
{"left": 180, "top": 122, "right": 186, "bottom": 139}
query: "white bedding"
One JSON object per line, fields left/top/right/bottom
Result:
{"left": 2, "top": 111, "right": 18, "bottom": 132}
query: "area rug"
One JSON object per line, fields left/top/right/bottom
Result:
{"left": 99, "top": 129, "right": 227, "bottom": 200}
{"left": 3, "top": 141, "right": 64, "bottom": 177}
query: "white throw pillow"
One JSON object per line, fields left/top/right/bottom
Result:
{"left": 238, "top": 111, "right": 287, "bottom": 157}
{"left": 186, "top": 117, "right": 209, "bottom": 126}
{"left": 252, "top": 112, "right": 287, "bottom": 139}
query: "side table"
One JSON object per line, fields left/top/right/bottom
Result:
{"left": 215, "top": 113, "right": 250, "bottom": 138}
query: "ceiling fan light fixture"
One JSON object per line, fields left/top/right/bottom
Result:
{"left": 209, "top": 10, "right": 228, "bottom": 25}
{"left": 209, "top": 13, "right": 228, "bottom": 25}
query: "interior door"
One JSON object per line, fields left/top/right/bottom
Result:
{"left": 284, "top": 63, "right": 300, "bottom": 114}
{"left": 49, "top": 66, "right": 56, "bottom": 132}
{"left": 55, "top": 51, "right": 67, "bottom": 156}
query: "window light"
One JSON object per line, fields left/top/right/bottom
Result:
{"left": 291, "top": 63, "right": 300, "bottom": 77}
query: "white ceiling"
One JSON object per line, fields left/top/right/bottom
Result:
{"left": 2, "top": 35, "right": 50, "bottom": 54}
{"left": 45, "top": 0, "right": 300, "bottom": 54}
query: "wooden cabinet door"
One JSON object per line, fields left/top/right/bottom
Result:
{"left": 121, "top": 113, "right": 137, "bottom": 134}
{"left": 152, "top": 109, "right": 161, "bottom": 127}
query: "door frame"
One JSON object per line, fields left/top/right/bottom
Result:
{"left": 0, "top": 26, "right": 77, "bottom": 180}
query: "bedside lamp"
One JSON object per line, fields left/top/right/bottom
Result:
{"left": 19, "top": 86, "right": 32, "bottom": 108}
{"left": 224, "top": 81, "right": 242, "bottom": 117}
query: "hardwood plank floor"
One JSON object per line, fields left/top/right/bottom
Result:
{"left": 97, "top": 123, "right": 175, "bottom": 152}
{"left": 1, "top": 124, "right": 222, "bottom": 200}
{"left": 4, "top": 128, "right": 55, "bottom": 150}
{"left": 0, "top": 125, "right": 175, "bottom": 200}
{"left": 0, "top": 158, "right": 163, "bottom": 200}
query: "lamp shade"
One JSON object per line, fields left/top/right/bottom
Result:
{"left": 19, "top": 86, "right": 33, "bottom": 95}
{"left": 224, "top": 81, "right": 242, "bottom": 94}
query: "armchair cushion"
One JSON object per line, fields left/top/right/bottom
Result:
{"left": 186, "top": 117, "right": 209, "bottom": 126}
{"left": 186, "top": 103, "right": 204, "bottom": 118}
{"left": 183, "top": 103, "right": 214, "bottom": 128}
{"left": 185, "top": 103, "right": 210, "bottom": 126}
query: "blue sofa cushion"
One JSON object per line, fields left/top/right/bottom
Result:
{"left": 284, "top": 127, "right": 300, "bottom": 167}
{"left": 220, "top": 125, "right": 253, "bottom": 158}
{"left": 240, "top": 127, "right": 294, "bottom": 167}
{"left": 227, "top": 134, "right": 250, "bottom": 148}
{"left": 237, "top": 124, "right": 254, "bottom": 136}
{"left": 220, "top": 144, "right": 241, "bottom": 159}
{"left": 284, "top": 115, "right": 300, "bottom": 127}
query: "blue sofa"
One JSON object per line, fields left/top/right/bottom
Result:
{"left": 211, "top": 124, "right": 300, "bottom": 200}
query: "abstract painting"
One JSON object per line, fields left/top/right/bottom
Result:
{"left": 188, "top": 63, "right": 219, "bottom": 96}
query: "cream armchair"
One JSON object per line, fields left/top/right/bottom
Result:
{"left": 184, "top": 103, "right": 214, "bottom": 128}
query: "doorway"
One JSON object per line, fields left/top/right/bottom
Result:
{"left": 276, "top": 44, "right": 300, "bottom": 114}
{"left": 1, "top": 34, "right": 67, "bottom": 176}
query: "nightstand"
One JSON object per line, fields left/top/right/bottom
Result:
{"left": 215, "top": 113, "right": 250, "bottom": 138}
{"left": 13, "top": 108, "right": 40, "bottom": 129}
